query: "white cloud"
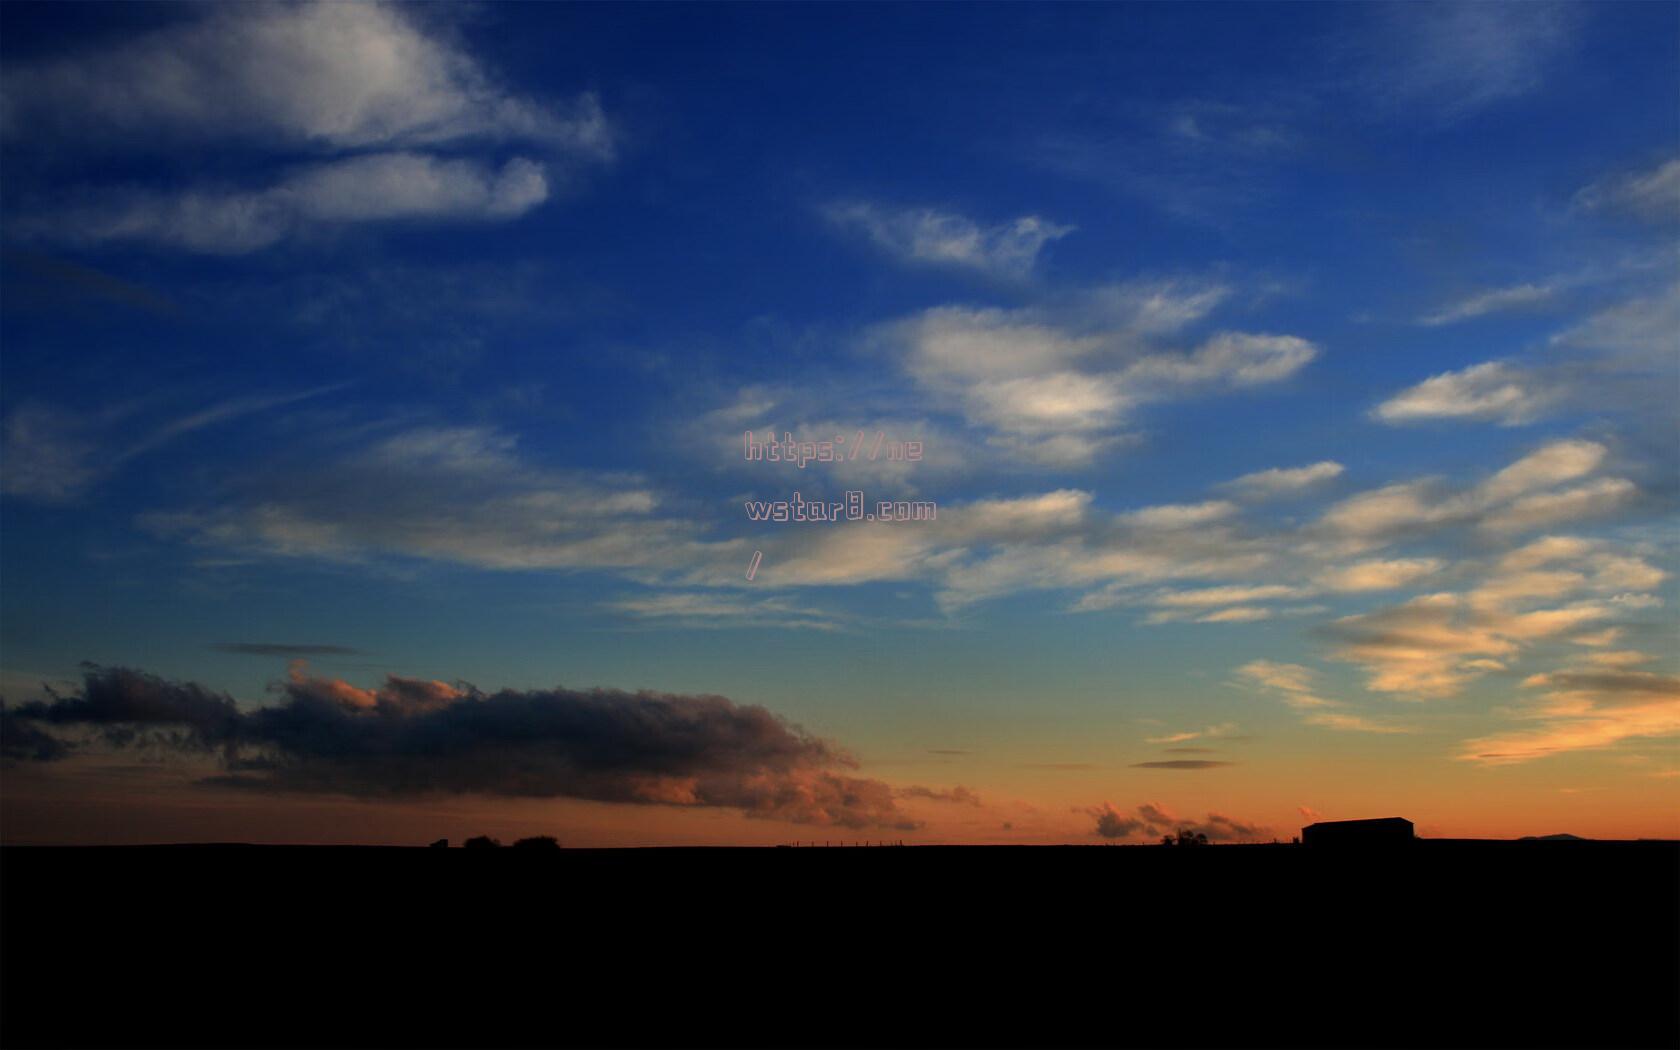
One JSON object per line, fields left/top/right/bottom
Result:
{"left": 1418, "top": 284, "right": 1555, "bottom": 326}
{"left": 1151, "top": 584, "right": 1304, "bottom": 608}
{"left": 38, "top": 153, "right": 551, "bottom": 253}
{"left": 140, "top": 424, "right": 733, "bottom": 574}
{"left": 1235, "top": 660, "right": 1411, "bottom": 732}
{"left": 892, "top": 293, "right": 1315, "bottom": 467}
{"left": 1552, "top": 282, "right": 1680, "bottom": 361}
{"left": 5, "top": 3, "right": 609, "bottom": 253}
{"left": 0, "top": 2, "right": 611, "bottom": 155}
{"left": 1460, "top": 667, "right": 1680, "bottom": 765}
{"left": 1318, "top": 439, "right": 1631, "bottom": 541}
{"left": 1121, "top": 500, "right": 1237, "bottom": 530}
{"left": 825, "top": 202, "right": 1073, "bottom": 278}
{"left": 1574, "top": 157, "right": 1680, "bottom": 224}
{"left": 1196, "top": 606, "right": 1272, "bottom": 623}
{"left": 607, "top": 593, "right": 841, "bottom": 631}
{"left": 1328, "top": 532, "right": 1667, "bottom": 701}
{"left": 1316, "top": 558, "right": 1444, "bottom": 593}
{"left": 1220, "top": 461, "right": 1343, "bottom": 499}
{"left": 1364, "top": 1, "right": 1577, "bottom": 118}
{"left": 1478, "top": 478, "right": 1637, "bottom": 534}
{"left": 1374, "top": 361, "right": 1555, "bottom": 426}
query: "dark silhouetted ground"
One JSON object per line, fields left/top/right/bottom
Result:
{"left": 3, "top": 839, "right": 1676, "bottom": 1048}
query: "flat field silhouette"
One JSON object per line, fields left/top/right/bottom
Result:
{"left": 3, "top": 839, "right": 1675, "bottom": 1048}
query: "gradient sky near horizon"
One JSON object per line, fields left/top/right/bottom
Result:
{"left": 1, "top": 1, "right": 1676, "bottom": 846}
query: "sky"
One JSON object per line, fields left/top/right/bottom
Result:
{"left": 1, "top": 1, "right": 1676, "bottom": 846}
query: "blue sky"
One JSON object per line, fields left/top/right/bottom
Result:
{"left": 1, "top": 2, "right": 1675, "bottom": 843}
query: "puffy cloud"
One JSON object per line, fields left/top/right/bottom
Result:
{"left": 6, "top": 664, "right": 244, "bottom": 754}
{"left": 3, "top": 3, "right": 610, "bottom": 252}
{"left": 1220, "top": 461, "right": 1344, "bottom": 499}
{"left": 6, "top": 664, "right": 920, "bottom": 829}
{"left": 1418, "top": 284, "right": 1556, "bottom": 326}
{"left": 1091, "top": 804, "right": 1145, "bottom": 839}
{"left": 888, "top": 286, "right": 1315, "bottom": 467}
{"left": 0, "top": 2, "right": 610, "bottom": 154}
{"left": 1374, "top": 362, "right": 1556, "bottom": 426}
{"left": 824, "top": 202, "right": 1073, "bottom": 278}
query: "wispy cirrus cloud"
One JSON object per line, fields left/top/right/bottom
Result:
{"left": 1460, "top": 663, "right": 1680, "bottom": 765}
{"left": 1357, "top": 1, "right": 1579, "bottom": 120}
{"left": 1418, "top": 284, "right": 1555, "bottom": 327}
{"left": 31, "top": 154, "right": 553, "bottom": 254}
{"left": 824, "top": 202, "right": 1073, "bottom": 279}
{"left": 1219, "top": 461, "right": 1344, "bottom": 500}
{"left": 1316, "top": 439, "right": 1636, "bottom": 542}
{"left": 1326, "top": 535, "right": 1667, "bottom": 700}
{"left": 1235, "top": 660, "right": 1412, "bottom": 734}
{"left": 0, "top": 385, "right": 347, "bottom": 504}
{"left": 1574, "top": 157, "right": 1680, "bottom": 225}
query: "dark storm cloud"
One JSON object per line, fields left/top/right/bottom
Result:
{"left": 1090, "top": 802, "right": 1269, "bottom": 842}
{"left": 1130, "top": 760, "right": 1235, "bottom": 770}
{"left": 1091, "top": 804, "right": 1144, "bottom": 839}
{"left": 0, "top": 708, "right": 70, "bottom": 761}
{"left": 211, "top": 643, "right": 362, "bottom": 657}
{"left": 5, "top": 664, "right": 918, "bottom": 830}
{"left": 9, "top": 664, "right": 243, "bottom": 754}
{"left": 897, "top": 785, "right": 982, "bottom": 806}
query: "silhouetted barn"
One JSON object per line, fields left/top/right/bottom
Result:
{"left": 1302, "top": 817, "right": 1414, "bottom": 847}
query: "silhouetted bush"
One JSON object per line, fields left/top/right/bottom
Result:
{"left": 1161, "top": 830, "right": 1210, "bottom": 847}
{"left": 462, "top": 835, "right": 501, "bottom": 849}
{"left": 512, "top": 836, "right": 561, "bottom": 850}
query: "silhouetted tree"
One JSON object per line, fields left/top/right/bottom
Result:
{"left": 1161, "top": 834, "right": 1175, "bottom": 847}
{"left": 1174, "top": 829, "right": 1209, "bottom": 847}
{"left": 462, "top": 835, "right": 501, "bottom": 848}
{"left": 512, "top": 835, "right": 560, "bottom": 849}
